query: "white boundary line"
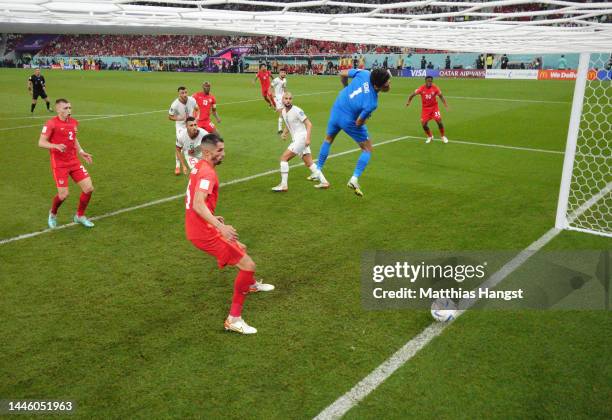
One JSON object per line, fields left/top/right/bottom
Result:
{"left": 313, "top": 227, "right": 561, "bottom": 420}
{"left": 0, "top": 135, "right": 564, "bottom": 246}
{"left": 388, "top": 92, "right": 571, "bottom": 105}
{"left": 0, "top": 114, "right": 117, "bottom": 121}
{"left": 0, "top": 90, "right": 337, "bottom": 132}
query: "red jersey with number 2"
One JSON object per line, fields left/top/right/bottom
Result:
{"left": 257, "top": 70, "right": 271, "bottom": 90}
{"left": 185, "top": 160, "right": 219, "bottom": 240}
{"left": 192, "top": 92, "right": 216, "bottom": 123}
{"left": 415, "top": 84, "right": 442, "bottom": 110}
{"left": 42, "top": 116, "right": 80, "bottom": 167}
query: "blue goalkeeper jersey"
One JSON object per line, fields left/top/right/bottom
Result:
{"left": 331, "top": 69, "right": 379, "bottom": 121}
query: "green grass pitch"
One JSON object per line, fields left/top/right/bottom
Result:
{"left": 0, "top": 68, "right": 610, "bottom": 418}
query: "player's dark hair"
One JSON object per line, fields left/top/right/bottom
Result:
{"left": 201, "top": 133, "right": 224, "bottom": 147}
{"left": 425, "top": 76, "right": 433, "bottom": 81}
{"left": 177, "top": 86, "right": 186, "bottom": 92}
{"left": 186, "top": 116, "right": 196, "bottom": 123}
{"left": 370, "top": 68, "right": 391, "bottom": 89}
{"left": 55, "top": 98, "right": 69, "bottom": 104}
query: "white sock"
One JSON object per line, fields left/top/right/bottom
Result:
{"left": 280, "top": 161, "right": 289, "bottom": 186}
{"left": 278, "top": 117, "right": 283, "bottom": 131}
{"left": 318, "top": 170, "right": 328, "bottom": 184}
{"left": 308, "top": 163, "right": 318, "bottom": 174}
{"left": 350, "top": 175, "right": 359, "bottom": 184}
{"left": 175, "top": 155, "right": 180, "bottom": 168}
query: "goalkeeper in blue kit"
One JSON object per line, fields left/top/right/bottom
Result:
{"left": 312, "top": 68, "right": 391, "bottom": 197}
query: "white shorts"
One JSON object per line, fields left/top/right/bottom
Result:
{"left": 275, "top": 96, "right": 283, "bottom": 110}
{"left": 288, "top": 134, "right": 311, "bottom": 156}
{"left": 184, "top": 154, "right": 200, "bottom": 170}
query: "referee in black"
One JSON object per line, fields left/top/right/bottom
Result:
{"left": 28, "top": 68, "right": 52, "bottom": 114}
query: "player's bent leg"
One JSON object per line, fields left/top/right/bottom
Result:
{"left": 422, "top": 122, "right": 433, "bottom": 143}
{"left": 437, "top": 120, "right": 448, "bottom": 143}
{"left": 273, "top": 149, "right": 296, "bottom": 192}
{"left": 348, "top": 139, "right": 372, "bottom": 197}
{"left": 49, "top": 186, "right": 69, "bottom": 228}
{"left": 74, "top": 177, "right": 94, "bottom": 228}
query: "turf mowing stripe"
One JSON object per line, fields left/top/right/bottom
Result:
{"left": 0, "top": 135, "right": 569, "bottom": 246}
{"left": 313, "top": 227, "right": 561, "bottom": 420}
{"left": 0, "top": 135, "right": 411, "bottom": 246}
{"left": 0, "top": 90, "right": 337, "bottom": 132}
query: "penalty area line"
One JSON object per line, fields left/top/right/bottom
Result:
{"left": 0, "top": 134, "right": 409, "bottom": 246}
{"left": 0, "top": 135, "right": 565, "bottom": 246}
{"left": 313, "top": 227, "right": 561, "bottom": 420}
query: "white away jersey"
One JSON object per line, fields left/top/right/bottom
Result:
{"left": 272, "top": 77, "right": 287, "bottom": 98}
{"left": 176, "top": 127, "right": 208, "bottom": 169}
{"left": 282, "top": 105, "right": 308, "bottom": 138}
{"left": 169, "top": 97, "right": 197, "bottom": 129}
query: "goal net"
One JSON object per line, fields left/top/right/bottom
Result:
{"left": 556, "top": 52, "right": 611, "bottom": 238}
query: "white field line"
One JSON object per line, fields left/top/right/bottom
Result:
{"left": 0, "top": 114, "right": 117, "bottom": 121}
{"left": 0, "top": 134, "right": 408, "bottom": 246}
{"left": 388, "top": 92, "right": 570, "bottom": 105}
{"left": 0, "top": 135, "right": 566, "bottom": 246}
{"left": 313, "top": 227, "right": 561, "bottom": 420}
{"left": 0, "top": 90, "right": 337, "bottom": 132}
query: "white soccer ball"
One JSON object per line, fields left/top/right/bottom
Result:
{"left": 430, "top": 298, "right": 457, "bottom": 322}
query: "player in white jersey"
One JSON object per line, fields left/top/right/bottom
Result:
{"left": 272, "top": 92, "right": 327, "bottom": 192}
{"left": 271, "top": 68, "right": 287, "bottom": 134}
{"left": 168, "top": 86, "right": 199, "bottom": 175}
{"left": 176, "top": 117, "right": 210, "bottom": 170}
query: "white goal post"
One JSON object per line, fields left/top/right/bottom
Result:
{"left": 555, "top": 52, "right": 611, "bottom": 238}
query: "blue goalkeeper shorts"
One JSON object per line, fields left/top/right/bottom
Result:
{"left": 326, "top": 110, "right": 369, "bottom": 143}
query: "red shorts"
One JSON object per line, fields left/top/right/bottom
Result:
{"left": 421, "top": 108, "right": 442, "bottom": 124}
{"left": 190, "top": 235, "right": 245, "bottom": 269}
{"left": 52, "top": 161, "right": 89, "bottom": 188}
{"left": 197, "top": 120, "right": 216, "bottom": 133}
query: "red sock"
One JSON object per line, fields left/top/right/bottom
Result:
{"left": 51, "top": 195, "right": 65, "bottom": 215}
{"left": 269, "top": 95, "right": 276, "bottom": 108}
{"left": 229, "top": 270, "right": 255, "bottom": 317}
{"left": 77, "top": 192, "right": 92, "bottom": 217}
{"left": 440, "top": 127, "right": 445, "bottom": 137}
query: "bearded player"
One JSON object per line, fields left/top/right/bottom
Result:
{"left": 271, "top": 68, "right": 287, "bottom": 134}
{"left": 271, "top": 92, "right": 321, "bottom": 192}
{"left": 38, "top": 98, "right": 95, "bottom": 229}
{"left": 253, "top": 64, "right": 275, "bottom": 109}
{"left": 169, "top": 86, "right": 199, "bottom": 175}
{"left": 176, "top": 117, "right": 209, "bottom": 171}
{"left": 192, "top": 81, "right": 221, "bottom": 135}
{"left": 185, "top": 133, "right": 274, "bottom": 335}
{"left": 406, "top": 76, "right": 449, "bottom": 144}
{"left": 315, "top": 68, "right": 391, "bottom": 197}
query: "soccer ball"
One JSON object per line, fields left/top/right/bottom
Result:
{"left": 430, "top": 298, "right": 457, "bottom": 322}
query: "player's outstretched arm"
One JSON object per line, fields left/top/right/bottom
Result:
{"left": 193, "top": 189, "right": 237, "bottom": 241}
{"left": 304, "top": 118, "right": 312, "bottom": 146}
{"left": 406, "top": 92, "right": 417, "bottom": 106}
{"left": 175, "top": 148, "right": 188, "bottom": 174}
{"left": 74, "top": 137, "right": 93, "bottom": 164}
{"left": 38, "top": 133, "right": 65, "bottom": 152}
{"left": 339, "top": 69, "right": 350, "bottom": 87}
{"left": 439, "top": 94, "right": 449, "bottom": 109}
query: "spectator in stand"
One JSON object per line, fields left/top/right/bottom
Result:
{"left": 557, "top": 55, "right": 567, "bottom": 70}
{"left": 501, "top": 54, "right": 509, "bottom": 69}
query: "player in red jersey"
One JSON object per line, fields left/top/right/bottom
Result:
{"left": 406, "top": 76, "right": 449, "bottom": 144}
{"left": 38, "top": 98, "right": 95, "bottom": 229}
{"left": 192, "top": 81, "right": 221, "bottom": 135}
{"left": 185, "top": 133, "right": 274, "bottom": 335}
{"left": 252, "top": 64, "right": 276, "bottom": 109}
